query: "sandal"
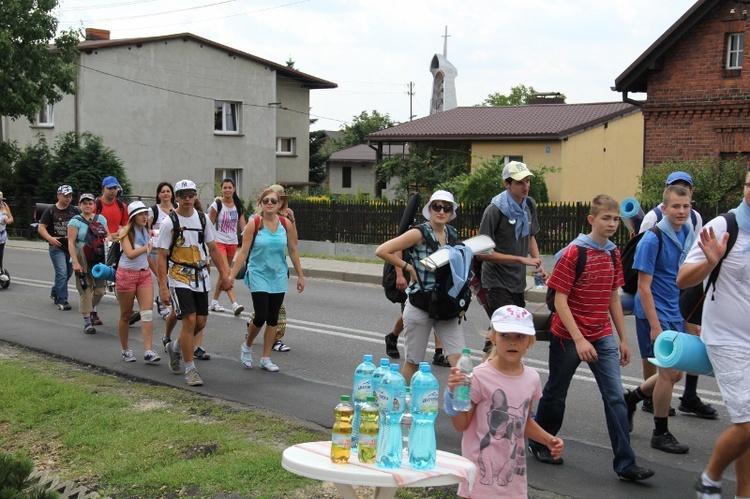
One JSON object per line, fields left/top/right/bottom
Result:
{"left": 272, "top": 340, "right": 291, "bottom": 352}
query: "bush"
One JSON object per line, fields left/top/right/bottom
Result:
{"left": 0, "top": 452, "right": 59, "bottom": 498}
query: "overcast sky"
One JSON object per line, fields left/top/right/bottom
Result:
{"left": 57, "top": 0, "right": 698, "bottom": 131}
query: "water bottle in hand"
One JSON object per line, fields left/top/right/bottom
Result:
{"left": 453, "top": 348, "right": 473, "bottom": 412}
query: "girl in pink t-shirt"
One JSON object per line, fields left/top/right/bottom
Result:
{"left": 445, "top": 305, "right": 563, "bottom": 498}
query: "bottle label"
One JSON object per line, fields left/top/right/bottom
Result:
{"left": 378, "top": 388, "right": 405, "bottom": 412}
{"left": 454, "top": 384, "right": 470, "bottom": 402}
{"left": 353, "top": 379, "right": 372, "bottom": 402}
{"left": 331, "top": 433, "right": 351, "bottom": 449}
{"left": 414, "top": 389, "right": 439, "bottom": 413}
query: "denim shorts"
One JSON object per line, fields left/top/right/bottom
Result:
{"left": 706, "top": 345, "right": 750, "bottom": 424}
{"left": 635, "top": 317, "right": 684, "bottom": 359}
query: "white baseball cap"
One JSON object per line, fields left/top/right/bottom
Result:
{"left": 491, "top": 305, "right": 536, "bottom": 336}
{"left": 174, "top": 179, "right": 197, "bottom": 193}
{"left": 502, "top": 161, "right": 534, "bottom": 182}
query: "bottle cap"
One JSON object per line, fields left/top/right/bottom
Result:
{"left": 462, "top": 348, "right": 471, "bottom": 354}
{"left": 363, "top": 354, "right": 373, "bottom": 362}
{"left": 380, "top": 358, "right": 390, "bottom": 366}
{"left": 366, "top": 396, "right": 376, "bottom": 403}
{"left": 341, "top": 395, "right": 350, "bottom": 402}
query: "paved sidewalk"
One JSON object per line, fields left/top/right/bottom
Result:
{"left": 7, "top": 239, "right": 548, "bottom": 303}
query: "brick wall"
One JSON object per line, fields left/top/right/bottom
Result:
{"left": 643, "top": 3, "right": 750, "bottom": 165}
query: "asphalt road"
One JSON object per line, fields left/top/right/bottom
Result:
{"left": 0, "top": 245, "right": 737, "bottom": 498}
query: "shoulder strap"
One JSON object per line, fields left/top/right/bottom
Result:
{"left": 117, "top": 199, "right": 126, "bottom": 213}
{"left": 648, "top": 225, "right": 664, "bottom": 261}
{"left": 417, "top": 222, "right": 439, "bottom": 253}
{"left": 445, "top": 225, "right": 458, "bottom": 246}
{"left": 653, "top": 207, "right": 663, "bottom": 222}
{"left": 213, "top": 199, "right": 223, "bottom": 228}
{"left": 167, "top": 211, "right": 180, "bottom": 261}
{"left": 573, "top": 245, "right": 587, "bottom": 283}
{"left": 95, "top": 198, "right": 102, "bottom": 214}
{"left": 690, "top": 209, "right": 697, "bottom": 227}
{"left": 73, "top": 214, "right": 90, "bottom": 226}
{"left": 706, "top": 212, "right": 739, "bottom": 293}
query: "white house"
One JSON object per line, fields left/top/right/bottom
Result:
{"left": 1, "top": 28, "right": 337, "bottom": 201}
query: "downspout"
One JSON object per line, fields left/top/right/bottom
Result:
{"left": 75, "top": 56, "right": 81, "bottom": 133}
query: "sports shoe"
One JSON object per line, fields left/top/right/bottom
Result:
{"left": 232, "top": 303, "right": 245, "bottom": 316}
{"left": 679, "top": 396, "right": 718, "bottom": 419}
{"left": 122, "top": 349, "right": 136, "bottom": 362}
{"left": 0, "top": 273, "right": 9, "bottom": 283}
{"left": 694, "top": 476, "right": 722, "bottom": 499}
{"left": 618, "top": 464, "right": 655, "bottom": 482}
{"left": 528, "top": 444, "right": 564, "bottom": 465}
{"left": 432, "top": 352, "right": 451, "bottom": 368}
{"left": 194, "top": 347, "right": 211, "bottom": 360}
{"left": 166, "top": 341, "right": 182, "bottom": 374}
{"left": 272, "top": 340, "right": 290, "bottom": 352}
{"left": 129, "top": 311, "right": 141, "bottom": 325}
{"left": 260, "top": 358, "right": 279, "bottom": 372}
{"left": 144, "top": 350, "right": 161, "bottom": 363}
{"left": 90, "top": 312, "right": 103, "bottom": 326}
{"left": 57, "top": 301, "right": 71, "bottom": 311}
{"left": 162, "top": 336, "right": 172, "bottom": 352}
{"left": 50, "top": 289, "right": 57, "bottom": 301}
{"left": 83, "top": 324, "right": 96, "bottom": 334}
{"left": 651, "top": 431, "right": 689, "bottom": 454}
{"left": 384, "top": 333, "right": 400, "bottom": 359}
{"left": 185, "top": 368, "right": 203, "bottom": 386}
{"left": 642, "top": 397, "right": 676, "bottom": 416}
{"left": 240, "top": 343, "right": 253, "bottom": 369}
{"left": 209, "top": 302, "right": 226, "bottom": 312}
{"left": 625, "top": 389, "right": 639, "bottom": 432}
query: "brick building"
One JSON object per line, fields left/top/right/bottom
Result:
{"left": 615, "top": 0, "right": 750, "bottom": 165}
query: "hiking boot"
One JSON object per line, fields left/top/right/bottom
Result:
{"left": 642, "top": 397, "right": 675, "bottom": 416}
{"left": 209, "top": 302, "right": 226, "bottom": 312}
{"left": 194, "top": 347, "right": 211, "bottom": 360}
{"left": 232, "top": 303, "right": 245, "bottom": 316}
{"left": 129, "top": 311, "right": 141, "bottom": 325}
{"left": 162, "top": 336, "right": 172, "bottom": 352}
{"left": 144, "top": 350, "right": 161, "bottom": 363}
{"left": 240, "top": 343, "right": 253, "bottom": 369}
{"left": 260, "top": 358, "right": 279, "bottom": 372}
{"left": 90, "top": 312, "right": 103, "bottom": 326}
{"left": 57, "top": 301, "right": 71, "bottom": 311}
{"left": 694, "top": 476, "right": 722, "bottom": 499}
{"left": 185, "top": 368, "right": 203, "bottom": 386}
{"left": 651, "top": 431, "right": 689, "bottom": 454}
{"left": 679, "top": 396, "right": 718, "bottom": 419}
{"left": 432, "top": 352, "right": 451, "bottom": 368}
{"left": 528, "top": 444, "right": 563, "bottom": 465}
{"left": 618, "top": 464, "right": 655, "bottom": 482}
{"left": 625, "top": 390, "right": 638, "bottom": 432}
{"left": 122, "top": 349, "right": 136, "bottom": 362}
{"left": 384, "top": 333, "right": 400, "bottom": 359}
{"left": 83, "top": 324, "right": 96, "bottom": 334}
{"left": 272, "top": 340, "right": 290, "bottom": 352}
{"left": 166, "top": 342, "right": 182, "bottom": 374}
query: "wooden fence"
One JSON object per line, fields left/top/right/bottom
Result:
{"left": 5, "top": 196, "right": 736, "bottom": 254}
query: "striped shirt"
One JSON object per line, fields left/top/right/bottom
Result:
{"left": 547, "top": 245, "right": 624, "bottom": 342}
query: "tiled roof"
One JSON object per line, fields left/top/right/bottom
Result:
{"left": 367, "top": 102, "right": 639, "bottom": 141}
{"left": 77, "top": 33, "right": 337, "bottom": 90}
{"left": 328, "top": 143, "right": 409, "bottom": 162}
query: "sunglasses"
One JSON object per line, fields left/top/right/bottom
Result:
{"left": 177, "top": 191, "right": 197, "bottom": 199}
{"left": 430, "top": 203, "right": 454, "bottom": 213}
{"left": 262, "top": 197, "right": 279, "bottom": 205}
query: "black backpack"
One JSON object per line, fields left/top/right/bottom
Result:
{"left": 74, "top": 215, "right": 108, "bottom": 265}
{"left": 408, "top": 222, "right": 472, "bottom": 322}
{"left": 620, "top": 226, "right": 663, "bottom": 295}
{"left": 679, "top": 212, "right": 738, "bottom": 325}
{"left": 546, "top": 245, "right": 616, "bottom": 312}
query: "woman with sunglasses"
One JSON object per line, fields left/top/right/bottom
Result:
{"left": 375, "top": 190, "right": 468, "bottom": 384}
{"left": 230, "top": 187, "right": 304, "bottom": 372}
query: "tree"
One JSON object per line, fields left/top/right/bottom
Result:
{"left": 336, "top": 110, "right": 397, "bottom": 149}
{"left": 0, "top": 0, "right": 80, "bottom": 123}
{"left": 478, "top": 85, "right": 567, "bottom": 107}
{"left": 309, "top": 129, "right": 328, "bottom": 185}
{"left": 374, "top": 147, "right": 469, "bottom": 199}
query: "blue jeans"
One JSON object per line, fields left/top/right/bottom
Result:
{"left": 49, "top": 246, "right": 72, "bottom": 303}
{"left": 530, "top": 334, "right": 636, "bottom": 475}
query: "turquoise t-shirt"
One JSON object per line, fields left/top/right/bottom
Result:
{"left": 245, "top": 218, "right": 288, "bottom": 294}
{"left": 68, "top": 214, "right": 108, "bottom": 246}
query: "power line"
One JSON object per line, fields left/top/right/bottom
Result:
{"left": 62, "top": 0, "right": 238, "bottom": 23}
{"left": 60, "top": 0, "right": 159, "bottom": 12}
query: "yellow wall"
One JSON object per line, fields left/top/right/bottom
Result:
{"left": 468, "top": 111, "right": 643, "bottom": 203}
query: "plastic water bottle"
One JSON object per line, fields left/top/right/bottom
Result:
{"left": 453, "top": 348, "right": 473, "bottom": 412}
{"left": 351, "top": 354, "right": 376, "bottom": 453}
{"left": 376, "top": 363, "right": 405, "bottom": 469}
{"left": 409, "top": 362, "right": 439, "bottom": 470}
{"left": 372, "top": 358, "right": 390, "bottom": 401}
{"left": 534, "top": 268, "right": 545, "bottom": 288}
{"left": 330, "top": 395, "right": 353, "bottom": 464}
{"left": 358, "top": 396, "right": 379, "bottom": 464}
{"left": 401, "top": 386, "right": 412, "bottom": 455}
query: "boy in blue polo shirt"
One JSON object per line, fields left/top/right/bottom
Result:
{"left": 625, "top": 184, "right": 695, "bottom": 454}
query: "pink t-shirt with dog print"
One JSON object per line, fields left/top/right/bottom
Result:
{"left": 458, "top": 361, "right": 542, "bottom": 498}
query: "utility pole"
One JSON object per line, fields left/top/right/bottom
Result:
{"left": 407, "top": 82, "right": 415, "bottom": 121}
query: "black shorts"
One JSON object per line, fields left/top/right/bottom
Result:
{"left": 485, "top": 287, "right": 525, "bottom": 315}
{"left": 170, "top": 287, "right": 209, "bottom": 317}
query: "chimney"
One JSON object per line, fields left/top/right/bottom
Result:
{"left": 529, "top": 92, "right": 566, "bottom": 105}
{"left": 85, "top": 28, "right": 111, "bottom": 41}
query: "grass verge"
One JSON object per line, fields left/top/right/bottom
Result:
{"left": 0, "top": 344, "right": 457, "bottom": 499}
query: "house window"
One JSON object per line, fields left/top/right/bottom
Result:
{"left": 214, "top": 169, "right": 242, "bottom": 196}
{"left": 342, "top": 166, "right": 352, "bottom": 188}
{"left": 276, "top": 137, "right": 296, "bottom": 156}
{"left": 727, "top": 33, "right": 744, "bottom": 69}
{"left": 214, "top": 101, "right": 241, "bottom": 134}
{"left": 504, "top": 155, "right": 523, "bottom": 164}
{"left": 36, "top": 100, "right": 54, "bottom": 127}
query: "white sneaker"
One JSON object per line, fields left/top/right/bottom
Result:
{"left": 122, "top": 349, "right": 136, "bottom": 362}
{"left": 0, "top": 273, "right": 9, "bottom": 282}
{"left": 260, "top": 358, "right": 279, "bottom": 372}
{"left": 232, "top": 303, "right": 245, "bottom": 316}
{"left": 240, "top": 343, "right": 253, "bottom": 369}
{"left": 144, "top": 350, "right": 161, "bottom": 363}
{"left": 210, "top": 302, "right": 226, "bottom": 312}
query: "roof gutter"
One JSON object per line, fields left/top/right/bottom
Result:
{"left": 621, "top": 91, "right": 644, "bottom": 108}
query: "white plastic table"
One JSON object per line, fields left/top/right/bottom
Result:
{"left": 281, "top": 441, "right": 475, "bottom": 499}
